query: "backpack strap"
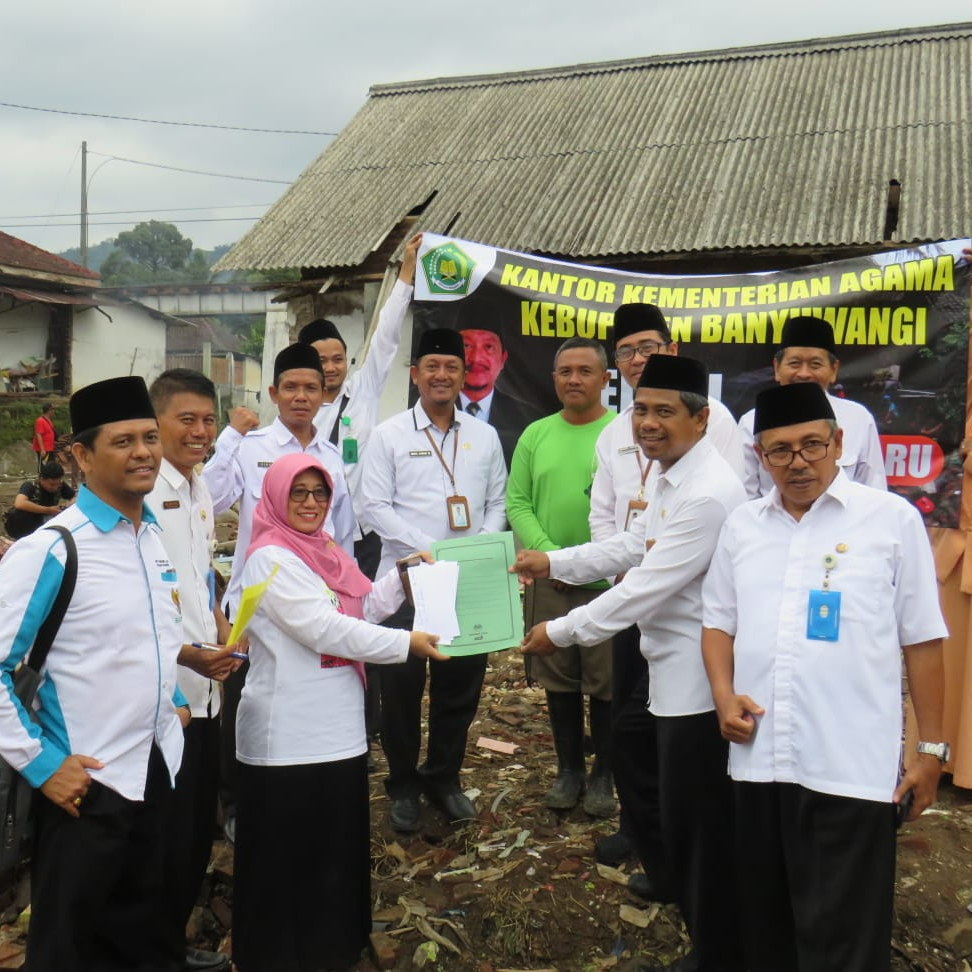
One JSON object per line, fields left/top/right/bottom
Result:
{"left": 24, "top": 525, "right": 78, "bottom": 673}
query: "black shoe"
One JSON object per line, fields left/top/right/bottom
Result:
{"left": 594, "top": 830, "right": 633, "bottom": 865}
{"left": 184, "top": 946, "right": 231, "bottom": 971}
{"left": 628, "top": 871, "right": 677, "bottom": 904}
{"left": 389, "top": 794, "right": 421, "bottom": 832}
{"left": 430, "top": 788, "right": 478, "bottom": 822}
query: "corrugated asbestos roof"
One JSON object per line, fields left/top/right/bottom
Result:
{"left": 217, "top": 23, "right": 972, "bottom": 272}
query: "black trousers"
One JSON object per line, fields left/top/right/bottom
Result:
{"left": 218, "top": 659, "right": 248, "bottom": 819}
{"left": 380, "top": 603, "right": 487, "bottom": 799}
{"left": 734, "top": 781, "right": 897, "bottom": 972}
{"left": 162, "top": 717, "right": 220, "bottom": 961}
{"left": 28, "top": 744, "right": 173, "bottom": 972}
{"left": 610, "top": 624, "right": 647, "bottom": 838}
{"left": 614, "top": 682, "right": 745, "bottom": 971}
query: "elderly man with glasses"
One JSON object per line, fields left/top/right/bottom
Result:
{"left": 702, "top": 381, "right": 946, "bottom": 972}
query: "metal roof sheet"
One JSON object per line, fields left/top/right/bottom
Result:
{"left": 217, "top": 22, "right": 972, "bottom": 272}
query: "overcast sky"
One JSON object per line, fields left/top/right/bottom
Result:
{"left": 0, "top": 1, "right": 958, "bottom": 259}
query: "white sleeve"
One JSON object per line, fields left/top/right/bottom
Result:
{"left": 701, "top": 519, "right": 740, "bottom": 636}
{"left": 707, "top": 400, "right": 747, "bottom": 481}
{"left": 737, "top": 410, "right": 763, "bottom": 499}
{"left": 546, "top": 531, "right": 645, "bottom": 587}
{"left": 349, "top": 280, "right": 412, "bottom": 412}
{"left": 589, "top": 423, "right": 619, "bottom": 542}
{"left": 201, "top": 426, "right": 245, "bottom": 514}
{"left": 363, "top": 567, "right": 407, "bottom": 623}
{"left": 892, "top": 505, "right": 948, "bottom": 646}
{"left": 246, "top": 549, "right": 409, "bottom": 664}
{"left": 855, "top": 415, "right": 888, "bottom": 490}
{"left": 547, "top": 495, "right": 729, "bottom": 647}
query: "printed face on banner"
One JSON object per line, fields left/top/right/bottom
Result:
{"left": 461, "top": 329, "right": 508, "bottom": 399}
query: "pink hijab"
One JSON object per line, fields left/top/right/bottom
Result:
{"left": 246, "top": 453, "right": 371, "bottom": 619}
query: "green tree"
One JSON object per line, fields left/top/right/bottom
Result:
{"left": 99, "top": 221, "right": 214, "bottom": 286}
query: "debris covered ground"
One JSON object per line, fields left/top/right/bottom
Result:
{"left": 0, "top": 457, "right": 971, "bottom": 970}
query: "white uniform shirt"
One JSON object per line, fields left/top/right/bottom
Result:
{"left": 738, "top": 393, "right": 887, "bottom": 498}
{"left": 148, "top": 458, "right": 221, "bottom": 718}
{"left": 361, "top": 403, "right": 509, "bottom": 578}
{"left": 236, "top": 546, "right": 409, "bottom": 766}
{"left": 589, "top": 397, "right": 746, "bottom": 541}
{"left": 202, "top": 417, "right": 354, "bottom": 614}
{"left": 702, "top": 471, "right": 947, "bottom": 802}
{"left": 0, "top": 488, "right": 185, "bottom": 799}
{"left": 314, "top": 279, "right": 413, "bottom": 518}
{"left": 546, "top": 437, "right": 747, "bottom": 716}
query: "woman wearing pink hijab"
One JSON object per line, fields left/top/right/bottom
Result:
{"left": 232, "top": 452, "right": 445, "bottom": 972}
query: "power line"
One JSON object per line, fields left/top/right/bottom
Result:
{"left": 1, "top": 216, "right": 263, "bottom": 229}
{"left": 0, "top": 99, "right": 336, "bottom": 136}
{"left": 0, "top": 203, "right": 273, "bottom": 219}
{"left": 87, "top": 151, "right": 292, "bottom": 184}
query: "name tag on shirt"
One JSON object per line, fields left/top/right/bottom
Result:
{"left": 807, "top": 589, "right": 841, "bottom": 641}
{"left": 257, "top": 460, "right": 273, "bottom": 468}
{"left": 617, "top": 445, "right": 640, "bottom": 455}
{"left": 408, "top": 450, "right": 432, "bottom": 458}
{"left": 162, "top": 500, "right": 180, "bottom": 510}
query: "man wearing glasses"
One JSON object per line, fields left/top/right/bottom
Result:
{"left": 737, "top": 314, "right": 886, "bottom": 498}
{"left": 702, "top": 381, "right": 946, "bottom": 972}
{"left": 587, "top": 302, "right": 744, "bottom": 885}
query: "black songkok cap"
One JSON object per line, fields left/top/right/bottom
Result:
{"left": 70, "top": 376, "right": 156, "bottom": 436}
{"left": 273, "top": 343, "right": 325, "bottom": 385}
{"left": 297, "top": 318, "right": 345, "bottom": 348}
{"left": 613, "top": 303, "right": 670, "bottom": 344}
{"left": 753, "top": 382, "right": 836, "bottom": 435}
{"left": 415, "top": 328, "right": 465, "bottom": 363}
{"left": 779, "top": 315, "right": 837, "bottom": 356}
{"left": 636, "top": 354, "right": 708, "bottom": 396}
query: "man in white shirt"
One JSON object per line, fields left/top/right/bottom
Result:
{"left": 588, "top": 301, "right": 746, "bottom": 874}
{"left": 702, "top": 381, "right": 947, "bottom": 972}
{"left": 148, "top": 369, "right": 237, "bottom": 972}
{"left": 0, "top": 376, "right": 189, "bottom": 971}
{"left": 515, "top": 355, "right": 748, "bottom": 972}
{"left": 201, "top": 342, "right": 353, "bottom": 839}
{"left": 297, "top": 233, "right": 422, "bottom": 578}
{"left": 737, "top": 314, "right": 887, "bottom": 497}
{"left": 361, "top": 328, "right": 507, "bottom": 832}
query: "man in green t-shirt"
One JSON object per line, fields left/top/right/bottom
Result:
{"left": 506, "top": 337, "right": 617, "bottom": 815}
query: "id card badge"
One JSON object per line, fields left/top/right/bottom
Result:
{"left": 807, "top": 589, "right": 841, "bottom": 641}
{"left": 625, "top": 498, "right": 648, "bottom": 532}
{"left": 342, "top": 436, "right": 358, "bottom": 464}
{"left": 447, "top": 495, "right": 471, "bottom": 530}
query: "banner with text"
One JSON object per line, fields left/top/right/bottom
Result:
{"left": 414, "top": 235, "right": 970, "bottom": 527}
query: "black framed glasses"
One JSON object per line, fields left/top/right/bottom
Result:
{"left": 289, "top": 486, "right": 331, "bottom": 504}
{"left": 614, "top": 341, "right": 669, "bottom": 363}
{"left": 761, "top": 437, "right": 834, "bottom": 467}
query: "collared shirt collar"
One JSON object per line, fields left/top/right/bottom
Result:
{"left": 759, "top": 466, "right": 850, "bottom": 518}
{"left": 459, "top": 390, "right": 493, "bottom": 413}
{"left": 269, "top": 415, "right": 321, "bottom": 448}
{"left": 76, "top": 484, "right": 158, "bottom": 532}
{"left": 412, "top": 400, "right": 459, "bottom": 432}
{"left": 657, "top": 435, "right": 713, "bottom": 489}
{"left": 157, "top": 456, "right": 193, "bottom": 493}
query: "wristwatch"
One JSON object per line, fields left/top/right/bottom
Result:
{"left": 916, "top": 740, "right": 951, "bottom": 763}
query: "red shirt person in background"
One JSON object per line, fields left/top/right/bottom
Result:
{"left": 32, "top": 403, "right": 57, "bottom": 473}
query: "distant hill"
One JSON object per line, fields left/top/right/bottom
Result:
{"left": 58, "top": 241, "right": 233, "bottom": 276}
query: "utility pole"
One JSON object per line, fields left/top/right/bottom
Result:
{"left": 80, "top": 140, "right": 88, "bottom": 268}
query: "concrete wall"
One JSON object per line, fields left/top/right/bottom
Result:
{"left": 72, "top": 303, "right": 166, "bottom": 389}
{"left": 0, "top": 300, "right": 51, "bottom": 375}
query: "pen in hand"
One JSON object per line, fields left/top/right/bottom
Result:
{"left": 191, "top": 641, "right": 249, "bottom": 661}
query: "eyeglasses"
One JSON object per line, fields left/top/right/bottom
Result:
{"left": 614, "top": 341, "right": 669, "bottom": 363}
{"left": 289, "top": 486, "right": 331, "bottom": 504}
{"left": 761, "top": 437, "right": 834, "bottom": 467}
